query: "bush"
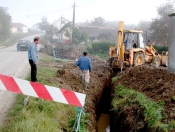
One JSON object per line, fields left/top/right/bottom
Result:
{"left": 87, "top": 41, "right": 115, "bottom": 59}
{"left": 87, "top": 41, "right": 115, "bottom": 55}
{"left": 153, "top": 45, "right": 168, "bottom": 54}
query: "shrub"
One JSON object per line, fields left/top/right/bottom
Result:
{"left": 153, "top": 45, "right": 168, "bottom": 54}
{"left": 87, "top": 41, "right": 115, "bottom": 55}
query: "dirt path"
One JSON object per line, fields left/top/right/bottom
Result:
{"left": 0, "top": 34, "right": 42, "bottom": 126}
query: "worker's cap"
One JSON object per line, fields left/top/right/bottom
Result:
{"left": 34, "top": 37, "right": 40, "bottom": 41}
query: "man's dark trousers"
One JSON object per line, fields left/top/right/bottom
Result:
{"left": 29, "top": 59, "right": 37, "bottom": 82}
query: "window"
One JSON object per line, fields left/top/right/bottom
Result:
{"left": 138, "top": 34, "right": 145, "bottom": 49}
{"left": 124, "top": 33, "right": 132, "bottom": 50}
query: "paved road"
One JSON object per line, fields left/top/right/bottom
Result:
{"left": 0, "top": 34, "right": 43, "bottom": 126}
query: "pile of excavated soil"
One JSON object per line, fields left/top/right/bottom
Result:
{"left": 41, "top": 43, "right": 105, "bottom": 63}
{"left": 38, "top": 58, "right": 111, "bottom": 132}
{"left": 112, "top": 65, "right": 175, "bottom": 131}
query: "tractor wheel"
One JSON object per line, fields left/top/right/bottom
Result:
{"left": 152, "top": 57, "right": 161, "bottom": 67}
{"left": 134, "top": 52, "right": 145, "bottom": 66}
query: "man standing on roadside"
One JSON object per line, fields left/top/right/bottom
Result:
{"left": 28, "top": 37, "right": 40, "bottom": 82}
{"left": 76, "top": 52, "right": 92, "bottom": 90}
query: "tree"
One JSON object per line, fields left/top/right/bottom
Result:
{"left": 65, "top": 29, "right": 71, "bottom": 38}
{"left": 0, "top": 7, "right": 11, "bottom": 42}
{"left": 150, "top": 1, "right": 175, "bottom": 45}
{"left": 99, "top": 29, "right": 117, "bottom": 42}
{"left": 45, "top": 25, "right": 58, "bottom": 41}
{"left": 73, "top": 28, "right": 88, "bottom": 44}
{"left": 138, "top": 21, "right": 151, "bottom": 42}
{"left": 91, "top": 17, "right": 106, "bottom": 26}
{"left": 38, "top": 16, "right": 49, "bottom": 31}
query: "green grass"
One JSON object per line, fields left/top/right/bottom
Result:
{"left": 112, "top": 84, "right": 175, "bottom": 132}
{"left": 112, "top": 77, "right": 117, "bottom": 83}
{"left": 0, "top": 94, "right": 77, "bottom": 132}
{"left": 0, "top": 54, "right": 87, "bottom": 132}
{"left": 40, "top": 54, "right": 55, "bottom": 63}
{"left": 2, "top": 33, "right": 36, "bottom": 46}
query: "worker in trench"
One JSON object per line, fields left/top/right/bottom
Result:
{"left": 76, "top": 52, "right": 92, "bottom": 90}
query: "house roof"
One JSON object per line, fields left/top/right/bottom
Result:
{"left": 78, "top": 26, "right": 116, "bottom": 37}
{"left": 52, "top": 16, "right": 71, "bottom": 31}
{"left": 124, "top": 30, "right": 143, "bottom": 34}
{"left": 52, "top": 17, "right": 70, "bottom": 26}
{"left": 58, "top": 22, "right": 72, "bottom": 33}
{"left": 12, "top": 23, "right": 27, "bottom": 28}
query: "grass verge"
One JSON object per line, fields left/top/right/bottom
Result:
{"left": 0, "top": 54, "right": 89, "bottom": 132}
{"left": 112, "top": 84, "right": 175, "bottom": 132}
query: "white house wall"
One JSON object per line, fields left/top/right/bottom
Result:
{"left": 11, "top": 27, "right": 17, "bottom": 33}
{"left": 53, "top": 21, "right": 62, "bottom": 30}
{"left": 53, "top": 18, "right": 69, "bottom": 30}
{"left": 22, "top": 27, "right": 28, "bottom": 33}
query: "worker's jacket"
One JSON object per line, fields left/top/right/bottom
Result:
{"left": 28, "top": 42, "right": 38, "bottom": 64}
{"left": 76, "top": 56, "right": 92, "bottom": 71}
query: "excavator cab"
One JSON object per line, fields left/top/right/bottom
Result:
{"left": 124, "top": 31, "right": 145, "bottom": 50}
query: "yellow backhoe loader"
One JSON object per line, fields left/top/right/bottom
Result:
{"left": 145, "top": 45, "right": 168, "bottom": 67}
{"left": 108, "top": 21, "right": 168, "bottom": 70}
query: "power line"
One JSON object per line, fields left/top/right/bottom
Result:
{"left": 16, "top": 0, "right": 99, "bottom": 17}
{"left": 27, "top": 7, "right": 72, "bottom": 17}
{"left": 14, "top": 7, "right": 72, "bottom": 17}
{"left": 76, "top": 0, "right": 99, "bottom": 7}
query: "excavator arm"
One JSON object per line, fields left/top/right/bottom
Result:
{"left": 117, "top": 21, "right": 124, "bottom": 61}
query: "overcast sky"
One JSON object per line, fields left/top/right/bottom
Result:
{"left": 1, "top": 0, "right": 168, "bottom": 27}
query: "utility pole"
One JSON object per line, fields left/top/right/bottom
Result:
{"left": 72, "top": 2, "right": 76, "bottom": 44}
{"left": 61, "top": 15, "right": 62, "bottom": 27}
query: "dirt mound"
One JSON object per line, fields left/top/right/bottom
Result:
{"left": 116, "top": 66, "right": 174, "bottom": 103}
{"left": 112, "top": 65, "right": 175, "bottom": 131}
{"left": 41, "top": 43, "right": 105, "bottom": 63}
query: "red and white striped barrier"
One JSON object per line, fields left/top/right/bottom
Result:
{"left": 0, "top": 74, "right": 86, "bottom": 107}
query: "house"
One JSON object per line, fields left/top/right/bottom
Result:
{"left": 51, "top": 16, "right": 117, "bottom": 44}
{"left": 52, "top": 17, "right": 72, "bottom": 44}
{"left": 57, "top": 22, "right": 72, "bottom": 44}
{"left": 11, "top": 27, "right": 17, "bottom": 33}
{"left": 12, "top": 23, "right": 28, "bottom": 33}
{"left": 78, "top": 26, "right": 117, "bottom": 42}
{"left": 30, "top": 24, "right": 43, "bottom": 32}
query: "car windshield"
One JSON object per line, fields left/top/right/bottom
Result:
{"left": 18, "top": 40, "right": 30, "bottom": 44}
